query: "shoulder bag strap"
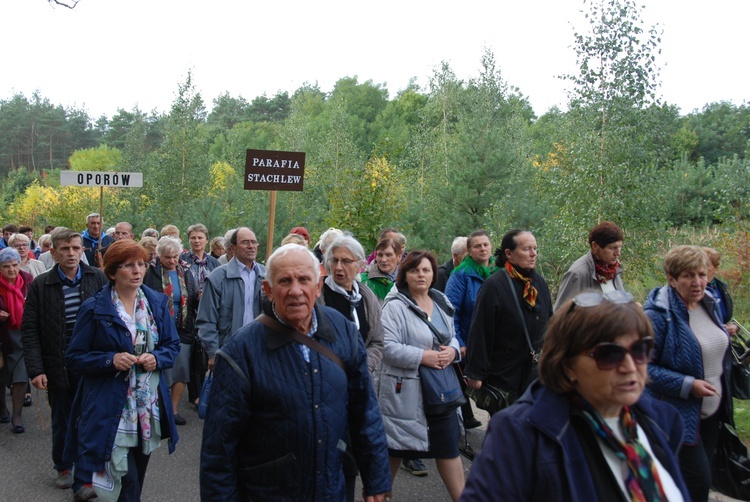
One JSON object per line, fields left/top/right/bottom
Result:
{"left": 503, "top": 269, "right": 539, "bottom": 364}
{"left": 256, "top": 313, "right": 346, "bottom": 372}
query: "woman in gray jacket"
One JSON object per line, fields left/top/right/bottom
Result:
{"left": 377, "top": 250, "right": 464, "bottom": 501}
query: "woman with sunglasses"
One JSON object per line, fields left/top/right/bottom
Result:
{"left": 65, "top": 240, "right": 180, "bottom": 501}
{"left": 462, "top": 290, "right": 689, "bottom": 501}
{"left": 644, "top": 245, "right": 731, "bottom": 502}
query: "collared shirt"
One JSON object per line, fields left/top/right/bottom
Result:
{"left": 238, "top": 260, "right": 258, "bottom": 325}
{"left": 57, "top": 264, "right": 82, "bottom": 287}
{"left": 272, "top": 303, "right": 318, "bottom": 362}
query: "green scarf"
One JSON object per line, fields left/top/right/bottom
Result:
{"left": 451, "top": 254, "right": 497, "bottom": 280}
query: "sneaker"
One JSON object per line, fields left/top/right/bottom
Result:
{"left": 402, "top": 459, "right": 428, "bottom": 477}
{"left": 55, "top": 470, "right": 73, "bottom": 489}
{"left": 174, "top": 413, "right": 187, "bottom": 426}
{"left": 74, "top": 484, "right": 97, "bottom": 501}
{"left": 463, "top": 417, "right": 482, "bottom": 430}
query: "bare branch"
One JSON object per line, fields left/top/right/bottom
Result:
{"left": 48, "top": 0, "right": 80, "bottom": 8}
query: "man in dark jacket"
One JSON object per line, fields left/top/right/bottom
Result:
{"left": 80, "top": 213, "right": 113, "bottom": 267}
{"left": 21, "top": 227, "right": 107, "bottom": 497}
{"left": 435, "top": 236, "right": 467, "bottom": 293}
{"left": 200, "top": 244, "right": 391, "bottom": 501}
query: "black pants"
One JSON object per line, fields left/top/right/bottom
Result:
{"left": 679, "top": 412, "right": 720, "bottom": 502}
{"left": 48, "top": 383, "right": 77, "bottom": 472}
{"left": 118, "top": 448, "right": 151, "bottom": 501}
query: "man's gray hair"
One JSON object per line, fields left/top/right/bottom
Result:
{"left": 223, "top": 228, "right": 237, "bottom": 248}
{"left": 86, "top": 212, "right": 102, "bottom": 224}
{"left": 323, "top": 235, "right": 365, "bottom": 276}
{"left": 451, "top": 236, "right": 468, "bottom": 255}
{"left": 266, "top": 244, "right": 320, "bottom": 287}
{"left": 141, "top": 228, "right": 159, "bottom": 239}
{"left": 156, "top": 236, "right": 183, "bottom": 257}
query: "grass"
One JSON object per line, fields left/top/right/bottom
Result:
{"left": 734, "top": 399, "right": 750, "bottom": 443}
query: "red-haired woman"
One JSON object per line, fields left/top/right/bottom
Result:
{"left": 65, "top": 240, "right": 180, "bottom": 501}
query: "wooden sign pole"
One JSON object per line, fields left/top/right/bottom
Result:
{"left": 267, "top": 190, "right": 277, "bottom": 258}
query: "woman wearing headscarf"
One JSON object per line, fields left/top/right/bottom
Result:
{"left": 464, "top": 229, "right": 553, "bottom": 409}
{"left": 0, "top": 248, "right": 33, "bottom": 433}
{"left": 65, "top": 240, "right": 180, "bottom": 501}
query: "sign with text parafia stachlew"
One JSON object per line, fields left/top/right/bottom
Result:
{"left": 244, "top": 149, "right": 306, "bottom": 192}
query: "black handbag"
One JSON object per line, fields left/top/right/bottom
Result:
{"left": 711, "top": 422, "right": 750, "bottom": 500}
{"left": 466, "top": 383, "right": 516, "bottom": 416}
{"left": 730, "top": 319, "right": 750, "bottom": 400}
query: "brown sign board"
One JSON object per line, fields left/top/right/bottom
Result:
{"left": 244, "top": 149, "right": 306, "bottom": 192}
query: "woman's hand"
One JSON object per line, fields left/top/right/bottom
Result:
{"left": 113, "top": 352, "right": 138, "bottom": 371}
{"left": 421, "top": 347, "right": 455, "bottom": 369}
{"left": 726, "top": 323, "right": 739, "bottom": 336}
{"left": 690, "top": 379, "right": 719, "bottom": 399}
{"left": 465, "top": 378, "right": 483, "bottom": 390}
{"left": 0, "top": 310, "right": 8, "bottom": 322}
{"left": 136, "top": 353, "right": 157, "bottom": 372}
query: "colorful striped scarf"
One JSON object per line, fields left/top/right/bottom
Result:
{"left": 571, "top": 393, "right": 667, "bottom": 502}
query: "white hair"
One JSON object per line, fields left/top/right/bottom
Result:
{"left": 451, "top": 236, "right": 468, "bottom": 255}
{"left": 266, "top": 244, "right": 320, "bottom": 287}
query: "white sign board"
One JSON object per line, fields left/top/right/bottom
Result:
{"left": 60, "top": 171, "right": 143, "bottom": 187}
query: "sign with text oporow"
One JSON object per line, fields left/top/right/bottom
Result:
{"left": 244, "top": 149, "right": 306, "bottom": 192}
{"left": 60, "top": 171, "right": 143, "bottom": 187}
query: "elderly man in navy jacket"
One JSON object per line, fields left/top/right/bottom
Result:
{"left": 200, "top": 244, "right": 391, "bottom": 501}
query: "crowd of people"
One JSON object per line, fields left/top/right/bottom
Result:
{"left": 0, "top": 215, "right": 741, "bottom": 501}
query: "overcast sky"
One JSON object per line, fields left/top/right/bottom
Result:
{"left": 2, "top": 0, "right": 747, "bottom": 119}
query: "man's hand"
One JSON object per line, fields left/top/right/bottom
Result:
{"left": 365, "top": 493, "right": 387, "bottom": 502}
{"left": 208, "top": 356, "right": 215, "bottom": 371}
{"left": 31, "top": 374, "right": 48, "bottom": 390}
{"left": 726, "top": 323, "right": 739, "bottom": 336}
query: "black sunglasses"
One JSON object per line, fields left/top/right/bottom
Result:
{"left": 581, "top": 337, "right": 655, "bottom": 370}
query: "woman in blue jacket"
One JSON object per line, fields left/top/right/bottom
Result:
{"left": 66, "top": 240, "right": 180, "bottom": 501}
{"left": 644, "top": 245, "right": 731, "bottom": 502}
{"left": 462, "top": 291, "right": 689, "bottom": 501}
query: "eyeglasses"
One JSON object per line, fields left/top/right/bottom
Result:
{"left": 118, "top": 262, "right": 147, "bottom": 271}
{"left": 13, "top": 243, "right": 29, "bottom": 249}
{"left": 329, "top": 257, "right": 357, "bottom": 266}
{"left": 238, "top": 240, "right": 259, "bottom": 247}
{"left": 581, "top": 337, "right": 655, "bottom": 370}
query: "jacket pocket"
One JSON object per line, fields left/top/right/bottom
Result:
{"left": 377, "top": 373, "right": 422, "bottom": 419}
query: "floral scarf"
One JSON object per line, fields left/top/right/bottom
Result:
{"left": 161, "top": 265, "right": 188, "bottom": 329}
{"left": 0, "top": 273, "right": 26, "bottom": 329}
{"left": 505, "top": 261, "right": 537, "bottom": 307}
{"left": 93, "top": 287, "right": 162, "bottom": 501}
{"left": 570, "top": 393, "right": 667, "bottom": 502}
{"left": 188, "top": 253, "right": 210, "bottom": 291}
{"left": 593, "top": 252, "right": 620, "bottom": 284}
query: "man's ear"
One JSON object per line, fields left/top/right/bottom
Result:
{"left": 262, "top": 280, "right": 272, "bottom": 298}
